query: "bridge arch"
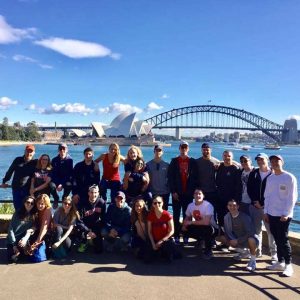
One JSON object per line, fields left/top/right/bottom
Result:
{"left": 144, "top": 105, "right": 284, "bottom": 142}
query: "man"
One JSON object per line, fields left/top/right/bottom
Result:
{"left": 182, "top": 189, "right": 215, "bottom": 259}
{"left": 72, "top": 147, "right": 100, "bottom": 209}
{"left": 239, "top": 155, "right": 255, "bottom": 215}
{"left": 219, "top": 199, "right": 258, "bottom": 271}
{"left": 247, "top": 153, "right": 276, "bottom": 259}
{"left": 146, "top": 144, "right": 170, "bottom": 210}
{"left": 101, "top": 191, "right": 132, "bottom": 252}
{"left": 215, "top": 150, "right": 241, "bottom": 228}
{"left": 1, "top": 144, "right": 37, "bottom": 210}
{"left": 264, "top": 155, "right": 298, "bottom": 277}
{"left": 195, "top": 143, "right": 219, "bottom": 209}
{"left": 76, "top": 185, "right": 106, "bottom": 253}
{"left": 51, "top": 143, "right": 73, "bottom": 208}
{"left": 168, "top": 141, "right": 198, "bottom": 244}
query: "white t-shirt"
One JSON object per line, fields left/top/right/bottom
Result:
{"left": 185, "top": 200, "right": 214, "bottom": 223}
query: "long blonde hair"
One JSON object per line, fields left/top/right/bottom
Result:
{"left": 126, "top": 145, "right": 143, "bottom": 161}
{"left": 109, "top": 143, "right": 121, "bottom": 164}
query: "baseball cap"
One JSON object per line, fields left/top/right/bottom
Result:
{"left": 201, "top": 143, "right": 210, "bottom": 149}
{"left": 255, "top": 153, "right": 268, "bottom": 160}
{"left": 240, "top": 155, "right": 251, "bottom": 161}
{"left": 115, "top": 191, "right": 126, "bottom": 199}
{"left": 88, "top": 184, "right": 99, "bottom": 192}
{"left": 269, "top": 154, "right": 284, "bottom": 163}
{"left": 25, "top": 144, "right": 35, "bottom": 152}
{"left": 180, "top": 141, "right": 189, "bottom": 147}
{"left": 154, "top": 144, "right": 163, "bottom": 151}
{"left": 58, "top": 143, "right": 68, "bottom": 150}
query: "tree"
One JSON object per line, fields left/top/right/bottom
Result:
{"left": 25, "top": 121, "right": 41, "bottom": 141}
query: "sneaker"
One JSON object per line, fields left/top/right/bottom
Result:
{"left": 174, "top": 237, "right": 180, "bottom": 245}
{"left": 246, "top": 259, "right": 256, "bottom": 272}
{"left": 266, "top": 261, "right": 285, "bottom": 271}
{"left": 183, "top": 237, "right": 189, "bottom": 246}
{"left": 233, "top": 252, "right": 250, "bottom": 261}
{"left": 216, "top": 244, "right": 229, "bottom": 252}
{"left": 271, "top": 254, "right": 278, "bottom": 263}
{"left": 282, "top": 264, "right": 294, "bottom": 277}
{"left": 202, "top": 251, "right": 213, "bottom": 260}
{"left": 77, "top": 243, "right": 88, "bottom": 253}
{"left": 256, "top": 250, "right": 262, "bottom": 258}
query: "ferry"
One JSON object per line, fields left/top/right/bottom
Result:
{"left": 264, "top": 143, "right": 281, "bottom": 150}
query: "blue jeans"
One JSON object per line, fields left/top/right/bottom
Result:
{"left": 12, "top": 187, "right": 29, "bottom": 211}
{"left": 99, "top": 179, "right": 121, "bottom": 202}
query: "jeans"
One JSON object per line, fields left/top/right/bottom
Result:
{"left": 12, "top": 187, "right": 29, "bottom": 211}
{"left": 53, "top": 226, "right": 72, "bottom": 250}
{"left": 249, "top": 205, "right": 277, "bottom": 256}
{"left": 101, "top": 227, "right": 131, "bottom": 250}
{"left": 99, "top": 179, "right": 121, "bottom": 202}
{"left": 268, "top": 215, "right": 292, "bottom": 264}
{"left": 50, "top": 182, "right": 72, "bottom": 202}
{"left": 172, "top": 193, "right": 193, "bottom": 238}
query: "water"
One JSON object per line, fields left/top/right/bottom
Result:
{"left": 1, "top": 142, "right": 299, "bottom": 232}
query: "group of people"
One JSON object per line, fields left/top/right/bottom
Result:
{"left": 1, "top": 141, "right": 298, "bottom": 277}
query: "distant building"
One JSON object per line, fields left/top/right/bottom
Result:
{"left": 282, "top": 118, "right": 298, "bottom": 144}
{"left": 91, "top": 112, "right": 153, "bottom": 138}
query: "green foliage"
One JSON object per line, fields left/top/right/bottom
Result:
{"left": 0, "top": 117, "right": 41, "bottom": 141}
{"left": 0, "top": 203, "right": 15, "bottom": 214}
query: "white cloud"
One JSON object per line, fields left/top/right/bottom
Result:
{"left": 160, "top": 94, "right": 170, "bottom": 99}
{"left": 27, "top": 104, "right": 36, "bottom": 110}
{"left": 146, "top": 101, "right": 163, "bottom": 111}
{"left": 289, "top": 115, "right": 300, "bottom": 120}
{"left": 41, "top": 102, "right": 94, "bottom": 116}
{"left": 0, "top": 96, "right": 18, "bottom": 109}
{"left": 0, "top": 15, "right": 37, "bottom": 44}
{"left": 98, "top": 102, "right": 143, "bottom": 114}
{"left": 34, "top": 37, "right": 120, "bottom": 59}
{"left": 12, "top": 54, "right": 53, "bottom": 69}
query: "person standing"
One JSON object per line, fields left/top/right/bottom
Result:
{"left": 264, "top": 155, "right": 298, "bottom": 277}
{"left": 168, "top": 141, "right": 197, "bottom": 244}
{"left": 146, "top": 145, "right": 170, "bottom": 210}
{"left": 195, "top": 143, "right": 219, "bottom": 209}
{"left": 1, "top": 144, "right": 37, "bottom": 210}
{"left": 215, "top": 150, "right": 241, "bottom": 228}
{"left": 247, "top": 153, "right": 276, "bottom": 259}
{"left": 72, "top": 147, "right": 100, "bottom": 209}
{"left": 51, "top": 143, "right": 73, "bottom": 207}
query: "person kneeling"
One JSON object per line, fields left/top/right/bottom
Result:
{"left": 182, "top": 189, "right": 215, "bottom": 260}
{"left": 101, "top": 191, "right": 131, "bottom": 252}
{"left": 218, "top": 199, "right": 258, "bottom": 271}
{"left": 76, "top": 185, "right": 106, "bottom": 253}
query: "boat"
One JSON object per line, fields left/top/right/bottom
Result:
{"left": 241, "top": 145, "right": 251, "bottom": 151}
{"left": 264, "top": 143, "right": 281, "bottom": 150}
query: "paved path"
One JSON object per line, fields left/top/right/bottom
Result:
{"left": 0, "top": 235, "right": 299, "bottom": 300}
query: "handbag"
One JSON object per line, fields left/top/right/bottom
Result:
{"left": 29, "top": 241, "right": 47, "bottom": 263}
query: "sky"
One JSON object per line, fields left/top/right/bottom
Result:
{"left": 1, "top": 0, "right": 300, "bottom": 133}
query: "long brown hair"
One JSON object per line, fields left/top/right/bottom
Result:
{"left": 130, "top": 198, "right": 148, "bottom": 224}
{"left": 61, "top": 196, "right": 80, "bottom": 225}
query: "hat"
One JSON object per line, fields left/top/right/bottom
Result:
{"left": 269, "top": 154, "right": 284, "bottom": 163}
{"left": 88, "top": 184, "right": 99, "bottom": 192}
{"left": 154, "top": 144, "right": 163, "bottom": 151}
{"left": 58, "top": 143, "right": 68, "bottom": 149}
{"left": 180, "top": 140, "right": 189, "bottom": 147}
{"left": 255, "top": 153, "right": 268, "bottom": 160}
{"left": 25, "top": 144, "right": 35, "bottom": 151}
{"left": 201, "top": 143, "right": 210, "bottom": 149}
{"left": 115, "top": 191, "right": 126, "bottom": 199}
{"left": 240, "top": 155, "right": 251, "bottom": 161}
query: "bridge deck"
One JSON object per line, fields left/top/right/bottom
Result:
{"left": 1, "top": 235, "right": 299, "bottom": 299}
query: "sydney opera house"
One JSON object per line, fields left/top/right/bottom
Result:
{"left": 91, "top": 112, "right": 153, "bottom": 138}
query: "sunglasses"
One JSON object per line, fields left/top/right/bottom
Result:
{"left": 63, "top": 202, "right": 71, "bottom": 206}
{"left": 153, "top": 201, "right": 162, "bottom": 205}
{"left": 240, "top": 160, "right": 249, "bottom": 163}
{"left": 180, "top": 145, "right": 188, "bottom": 149}
{"left": 25, "top": 201, "right": 34, "bottom": 206}
{"left": 155, "top": 149, "right": 162, "bottom": 152}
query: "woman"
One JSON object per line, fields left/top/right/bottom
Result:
{"left": 6, "top": 196, "right": 36, "bottom": 263}
{"left": 124, "top": 158, "right": 150, "bottom": 205}
{"left": 95, "top": 143, "right": 125, "bottom": 201}
{"left": 30, "top": 194, "right": 52, "bottom": 257}
{"left": 52, "top": 196, "right": 79, "bottom": 254}
{"left": 131, "top": 198, "right": 149, "bottom": 260}
{"left": 30, "top": 154, "right": 52, "bottom": 198}
{"left": 147, "top": 196, "right": 180, "bottom": 262}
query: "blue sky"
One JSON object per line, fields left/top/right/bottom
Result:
{"left": 1, "top": 0, "right": 300, "bottom": 131}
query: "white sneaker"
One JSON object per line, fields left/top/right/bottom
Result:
{"left": 246, "top": 259, "right": 256, "bottom": 272}
{"left": 271, "top": 254, "right": 278, "bottom": 262}
{"left": 266, "top": 261, "right": 285, "bottom": 271}
{"left": 282, "top": 264, "right": 294, "bottom": 277}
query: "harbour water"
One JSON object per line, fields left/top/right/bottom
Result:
{"left": 0, "top": 142, "right": 299, "bottom": 232}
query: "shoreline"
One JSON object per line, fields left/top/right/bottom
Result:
{"left": 0, "top": 141, "right": 45, "bottom": 146}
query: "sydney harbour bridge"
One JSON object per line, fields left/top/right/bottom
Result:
{"left": 39, "top": 105, "right": 297, "bottom": 143}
